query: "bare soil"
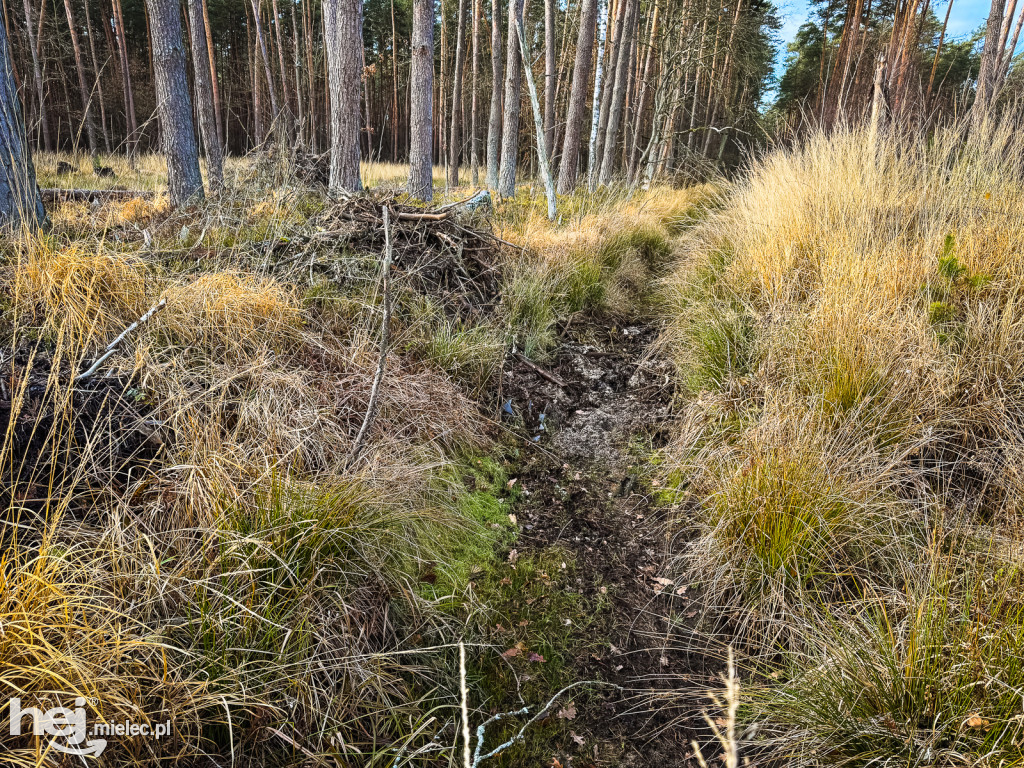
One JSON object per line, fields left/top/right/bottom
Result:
{"left": 499, "top": 315, "right": 721, "bottom": 767}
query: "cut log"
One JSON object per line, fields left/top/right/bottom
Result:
{"left": 41, "top": 188, "right": 153, "bottom": 204}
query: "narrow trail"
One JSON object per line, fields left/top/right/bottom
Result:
{"left": 500, "top": 313, "right": 720, "bottom": 767}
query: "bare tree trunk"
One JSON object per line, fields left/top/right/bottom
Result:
{"left": 83, "top": 0, "right": 111, "bottom": 153}
{"left": 0, "top": 12, "right": 43, "bottom": 228}
{"left": 598, "top": 0, "right": 636, "bottom": 184}
{"left": 250, "top": 0, "right": 281, "bottom": 136}
{"left": 202, "top": 0, "right": 222, "bottom": 142}
{"left": 497, "top": 0, "right": 526, "bottom": 197}
{"left": 21, "top": 0, "right": 50, "bottom": 151}
{"left": 485, "top": 0, "right": 503, "bottom": 188}
{"left": 187, "top": 0, "right": 223, "bottom": 189}
{"left": 471, "top": 0, "right": 481, "bottom": 185}
{"left": 62, "top": 0, "right": 98, "bottom": 155}
{"left": 271, "top": 0, "right": 293, "bottom": 134}
{"left": 145, "top": 0, "right": 204, "bottom": 205}
{"left": 408, "top": 0, "right": 434, "bottom": 199}
{"left": 291, "top": 0, "right": 306, "bottom": 145}
{"left": 516, "top": 16, "right": 556, "bottom": 219}
{"left": 587, "top": 0, "right": 607, "bottom": 190}
{"left": 390, "top": 0, "right": 399, "bottom": 159}
{"left": 627, "top": 0, "right": 657, "bottom": 181}
{"left": 592, "top": 0, "right": 621, "bottom": 188}
{"left": 544, "top": 0, "right": 556, "bottom": 162}
{"left": 448, "top": 0, "right": 468, "bottom": 185}
{"left": 113, "top": 0, "right": 139, "bottom": 158}
{"left": 557, "top": 0, "right": 597, "bottom": 193}
{"left": 325, "top": 0, "right": 363, "bottom": 192}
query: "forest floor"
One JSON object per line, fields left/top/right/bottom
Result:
{"left": 17, "top": 125, "right": 1024, "bottom": 768}
{"left": 486, "top": 311, "right": 718, "bottom": 767}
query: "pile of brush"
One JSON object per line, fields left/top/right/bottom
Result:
{"left": 272, "top": 192, "right": 504, "bottom": 321}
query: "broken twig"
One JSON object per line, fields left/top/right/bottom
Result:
{"left": 75, "top": 298, "right": 167, "bottom": 382}
{"left": 512, "top": 352, "right": 567, "bottom": 388}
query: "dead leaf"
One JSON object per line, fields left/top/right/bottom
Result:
{"left": 557, "top": 703, "right": 577, "bottom": 720}
{"left": 966, "top": 713, "right": 990, "bottom": 729}
{"left": 570, "top": 731, "right": 585, "bottom": 746}
{"left": 529, "top": 652, "right": 546, "bottom": 663}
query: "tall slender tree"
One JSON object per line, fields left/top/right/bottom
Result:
{"left": 408, "top": 0, "right": 434, "bottom": 199}
{"left": 62, "top": 0, "right": 99, "bottom": 155}
{"left": 486, "top": 0, "right": 503, "bottom": 187}
{"left": 325, "top": 0, "right": 364, "bottom": 192}
{"left": 0, "top": 9, "right": 43, "bottom": 228}
{"left": 471, "top": 0, "right": 481, "bottom": 185}
{"left": 187, "top": 0, "right": 224, "bottom": 189}
{"left": 448, "top": 0, "right": 468, "bottom": 185}
{"left": 145, "top": 0, "right": 204, "bottom": 205}
{"left": 558, "top": 0, "right": 598, "bottom": 193}
{"left": 498, "top": 0, "right": 526, "bottom": 197}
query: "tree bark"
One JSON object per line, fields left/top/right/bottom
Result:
{"left": 408, "top": 0, "right": 434, "bottom": 199}
{"left": 82, "top": 0, "right": 111, "bottom": 153}
{"left": 62, "top": 0, "right": 98, "bottom": 155}
{"left": 0, "top": 10, "right": 43, "bottom": 229}
{"left": 325, "top": 0, "right": 364, "bottom": 192}
{"left": 448, "top": 0, "right": 468, "bottom": 185}
{"left": 250, "top": 0, "right": 281, "bottom": 137}
{"left": 485, "top": 0, "right": 503, "bottom": 188}
{"left": 557, "top": 0, "right": 597, "bottom": 193}
{"left": 113, "top": 0, "right": 139, "bottom": 158}
{"left": 21, "top": 0, "right": 49, "bottom": 151}
{"left": 598, "top": 0, "right": 636, "bottom": 183}
{"left": 145, "top": 0, "right": 204, "bottom": 205}
{"left": 544, "top": 0, "right": 556, "bottom": 162}
{"left": 587, "top": 0, "right": 608, "bottom": 190}
{"left": 516, "top": 17, "right": 556, "bottom": 219}
{"left": 497, "top": 0, "right": 526, "bottom": 197}
{"left": 471, "top": 0, "right": 481, "bottom": 185}
{"left": 187, "top": 0, "right": 223, "bottom": 189}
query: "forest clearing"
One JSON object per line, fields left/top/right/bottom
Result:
{"left": 3, "top": 0, "right": 1024, "bottom": 764}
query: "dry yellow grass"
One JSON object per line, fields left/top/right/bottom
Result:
{"left": 660, "top": 121, "right": 1024, "bottom": 766}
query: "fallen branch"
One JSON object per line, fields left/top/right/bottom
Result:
{"left": 42, "top": 188, "right": 154, "bottom": 204}
{"left": 345, "top": 206, "right": 394, "bottom": 469}
{"left": 75, "top": 298, "right": 167, "bottom": 382}
{"left": 512, "top": 352, "right": 567, "bottom": 389}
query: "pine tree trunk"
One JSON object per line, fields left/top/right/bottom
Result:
{"left": 557, "top": 0, "right": 597, "bottom": 193}
{"left": 271, "top": 0, "right": 293, "bottom": 134}
{"left": 408, "top": 0, "right": 434, "bottom": 199}
{"left": 516, "top": 17, "right": 556, "bottom": 219}
{"left": 325, "top": 0, "right": 364, "bottom": 192}
{"left": 21, "top": 0, "right": 49, "bottom": 151}
{"left": 145, "top": 0, "right": 204, "bottom": 205}
{"left": 62, "top": 0, "right": 98, "bottom": 155}
{"left": 598, "top": 0, "right": 636, "bottom": 183}
{"left": 485, "top": 0, "right": 503, "bottom": 188}
{"left": 593, "top": 0, "right": 622, "bottom": 187}
{"left": 112, "top": 0, "right": 139, "bottom": 158}
{"left": 497, "top": 0, "right": 526, "bottom": 197}
{"left": 470, "top": 0, "right": 481, "bottom": 185}
{"left": 0, "top": 12, "right": 43, "bottom": 228}
{"left": 83, "top": 0, "right": 111, "bottom": 153}
{"left": 187, "top": 0, "right": 223, "bottom": 189}
{"left": 544, "top": 0, "right": 556, "bottom": 162}
{"left": 250, "top": 0, "right": 281, "bottom": 136}
{"left": 974, "top": 0, "right": 1008, "bottom": 122}
{"left": 448, "top": 0, "right": 468, "bottom": 186}
{"left": 587, "top": 0, "right": 607, "bottom": 190}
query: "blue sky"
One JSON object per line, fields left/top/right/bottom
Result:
{"left": 774, "top": 0, "right": 992, "bottom": 78}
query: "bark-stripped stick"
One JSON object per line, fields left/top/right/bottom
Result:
{"left": 346, "top": 205, "right": 393, "bottom": 468}
{"left": 75, "top": 297, "right": 167, "bottom": 382}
